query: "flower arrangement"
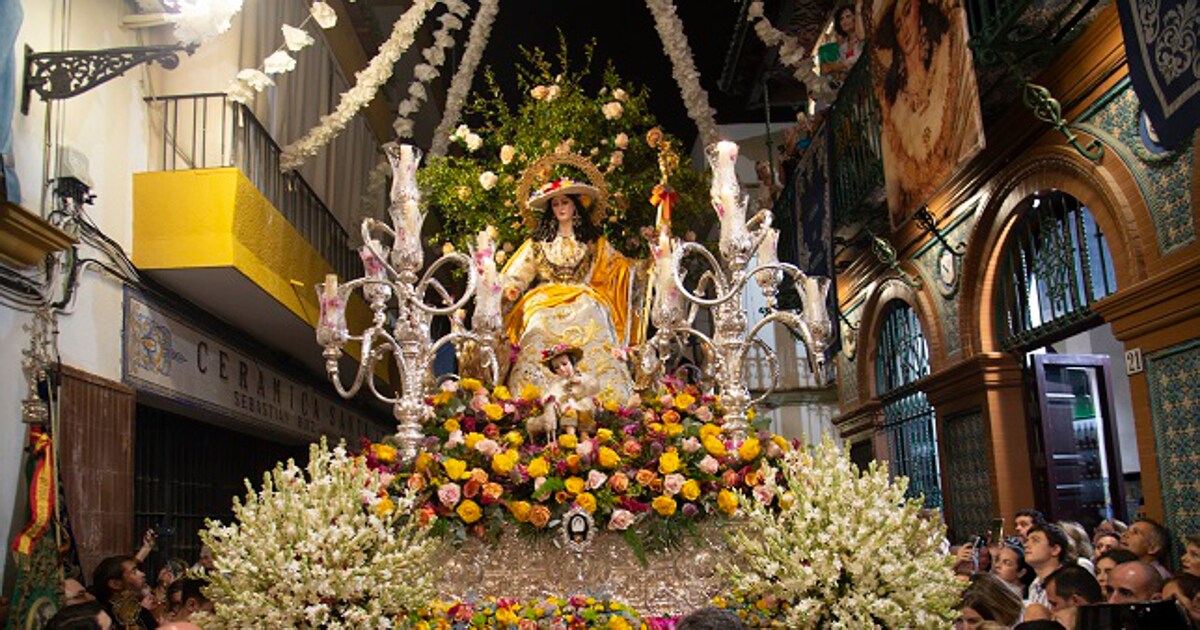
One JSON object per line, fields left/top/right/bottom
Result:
{"left": 417, "top": 39, "right": 712, "bottom": 258}
{"left": 362, "top": 377, "right": 791, "bottom": 558}
{"left": 722, "top": 437, "right": 961, "bottom": 628}
{"left": 195, "top": 439, "right": 438, "bottom": 629}
{"left": 408, "top": 595, "right": 670, "bottom": 629}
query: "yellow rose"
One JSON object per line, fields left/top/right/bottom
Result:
{"left": 772, "top": 435, "right": 789, "bottom": 453}
{"left": 565, "top": 476, "right": 586, "bottom": 495}
{"left": 519, "top": 383, "right": 541, "bottom": 400}
{"left": 526, "top": 457, "right": 550, "bottom": 478}
{"left": 504, "top": 430, "right": 524, "bottom": 447}
{"left": 492, "top": 385, "right": 512, "bottom": 400}
{"left": 658, "top": 450, "right": 682, "bottom": 474}
{"left": 558, "top": 433, "right": 579, "bottom": 450}
{"left": 575, "top": 492, "right": 597, "bottom": 513}
{"left": 370, "top": 443, "right": 397, "bottom": 464}
{"left": 443, "top": 458, "right": 469, "bottom": 480}
{"left": 431, "top": 391, "right": 453, "bottom": 405}
{"left": 496, "top": 608, "right": 519, "bottom": 625}
{"left": 673, "top": 392, "right": 696, "bottom": 409}
{"left": 779, "top": 491, "right": 796, "bottom": 509}
{"left": 491, "top": 450, "right": 518, "bottom": 475}
{"left": 738, "top": 438, "right": 761, "bottom": 461}
{"left": 747, "top": 407, "right": 757, "bottom": 421}
{"left": 598, "top": 446, "right": 621, "bottom": 469}
{"left": 443, "top": 418, "right": 460, "bottom": 433}
{"left": 603, "top": 398, "right": 620, "bottom": 412}
{"left": 509, "top": 500, "right": 532, "bottom": 523}
{"left": 703, "top": 435, "right": 728, "bottom": 457}
{"left": 374, "top": 496, "right": 395, "bottom": 517}
{"left": 461, "top": 378, "right": 482, "bottom": 391}
{"left": 596, "top": 428, "right": 613, "bottom": 443}
{"left": 482, "top": 403, "right": 505, "bottom": 421}
{"left": 699, "top": 423, "right": 722, "bottom": 440}
{"left": 681, "top": 479, "right": 701, "bottom": 501}
{"left": 457, "top": 499, "right": 483, "bottom": 524}
{"left": 414, "top": 452, "right": 433, "bottom": 473}
{"left": 665, "top": 423, "right": 684, "bottom": 436}
{"left": 717, "top": 489, "right": 738, "bottom": 515}
{"left": 464, "top": 432, "right": 485, "bottom": 450}
{"left": 652, "top": 495, "right": 677, "bottom": 516}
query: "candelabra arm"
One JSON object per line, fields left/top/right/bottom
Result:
{"left": 672, "top": 242, "right": 746, "bottom": 307}
{"left": 745, "top": 337, "right": 780, "bottom": 408}
{"left": 361, "top": 218, "right": 402, "bottom": 279}
{"left": 411, "top": 252, "right": 477, "bottom": 315}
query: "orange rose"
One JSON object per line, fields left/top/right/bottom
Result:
{"left": 529, "top": 504, "right": 551, "bottom": 528}
{"left": 481, "top": 482, "right": 504, "bottom": 504}
{"left": 555, "top": 490, "right": 571, "bottom": 504}
{"left": 407, "top": 473, "right": 427, "bottom": 492}
{"left": 635, "top": 469, "right": 657, "bottom": 487}
{"left": 566, "top": 454, "right": 582, "bottom": 473}
{"left": 661, "top": 409, "right": 681, "bottom": 424}
{"left": 609, "top": 472, "right": 630, "bottom": 493}
{"left": 463, "top": 479, "right": 482, "bottom": 499}
{"left": 469, "top": 468, "right": 489, "bottom": 485}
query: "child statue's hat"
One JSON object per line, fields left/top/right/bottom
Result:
{"left": 541, "top": 342, "right": 583, "bottom": 365}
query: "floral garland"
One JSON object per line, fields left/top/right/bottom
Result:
{"left": 429, "top": 0, "right": 502, "bottom": 157}
{"left": 745, "top": 0, "right": 833, "bottom": 103}
{"left": 643, "top": 0, "right": 720, "bottom": 148}
{"left": 393, "top": 0, "right": 472, "bottom": 139}
{"left": 166, "top": 0, "right": 245, "bottom": 46}
{"left": 226, "top": 5, "right": 325, "bottom": 105}
{"left": 280, "top": 0, "right": 439, "bottom": 171}
{"left": 723, "top": 436, "right": 961, "bottom": 628}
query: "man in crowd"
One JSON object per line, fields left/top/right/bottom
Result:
{"left": 90, "top": 555, "right": 158, "bottom": 629}
{"left": 1045, "top": 564, "right": 1103, "bottom": 629}
{"left": 1025, "top": 523, "right": 1071, "bottom": 607}
{"left": 1107, "top": 561, "right": 1165, "bottom": 604}
{"left": 171, "top": 580, "right": 212, "bottom": 623}
{"left": 1014, "top": 509, "right": 1048, "bottom": 543}
{"left": 1122, "top": 518, "right": 1172, "bottom": 579}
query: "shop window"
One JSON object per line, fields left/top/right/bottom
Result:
{"left": 996, "top": 191, "right": 1118, "bottom": 350}
{"left": 875, "top": 300, "right": 942, "bottom": 507}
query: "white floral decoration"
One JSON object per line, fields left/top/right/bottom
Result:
{"left": 602, "top": 101, "right": 624, "bottom": 120}
{"left": 281, "top": 0, "right": 438, "bottom": 170}
{"left": 478, "top": 170, "right": 498, "bottom": 190}
{"left": 725, "top": 436, "right": 961, "bottom": 628}
{"left": 193, "top": 439, "right": 437, "bottom": 629}
{"left": 310, "top": 1, "right": 338, "bottom": 29}
{"left": 429, "top": 0, "right": 501, "bottom": 157}
{"left": 643, "top": 0, "right": 720, "bottom": 147}
{"left": 226, "top": 17, "right": 320, "bottom": 104}
{"left": 235, "top": 68, "right": 273, "bottom": 91}
{"left": 746, "top": 0, "right": 831, "bottom": 103}
{"left": 392, "top": 2, "right": 472, "bottom": 139}
{"left": 169, "top": 0, "right": 244, "bottom": 46}
{"left": 281, "top": 24, "right": 314, "bottom": 52}
{"left": 263, "top": 50, "right": 296, "bottom": 75}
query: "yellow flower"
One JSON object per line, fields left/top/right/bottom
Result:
{"left": 699, "top": 423, "right": 722, "bottom": 440}
{"left": 527, "top": 457, "right": 550, "bottom": 478}
{"left": 703, "top": 435, "right": 728, "bottom": 457}
{"left": 482, "top": 403, "right": 505, "bottom": 421}
{"left": 603, "top": 398, "right": 620, "bottom": 412}
{"left": 608, "top": 617, "right": 632, "bottom": 630}
{"left": 431, "top": 390, "right": 453, "bottom": 405}
{"left": 658, "top": 450, "right": 682, "bottom": 474}
{"left": 519, "top": 383, "right": 541, "bottom": 400}
{"left": 665, "top": 423, "right": 684, "bottom": 436}
{"left": 496, "top": 608, "right": 519, "bottom": 625}
{"left": 464, "top": 432, "right": 484, "bottom": 450}
{"left": 596, "top": 428, "right": 614, "bottom": 443}
{"left": 461, "top": 378, "right": 482, "bottom": 391}
{"left": 492, "top": 385, "right": 512, "bottom": 400}
{"left": 681, "top": 479, "right": 701, "bottom": 501}
{"left": 564, "top": 476, "right": 586, "bottom": 495}
{"left": 374, "top": 496, "right": 395, "bottom": 517}
{"left": 717, "top": 489, "right": 738, "bottom": 515}
{"left": 673, "top": 392, "right": 696, "bottom": 409}
{"left": 559, "top": 433, "right": 579, "bottom": 450}
{"left": 598, "top": 446, "right": 621, "bottom": 469}
{"left": 509, "top": 500, "right": 532, "bottom": 522}
{"left": 414, "top": 452, "right": 433, "bottom": 473}
{"left": 443, "top": 418, "right": 460, "bottom": 433}
{"left": 370, "top": 443, "right": 397, "bottom": 464}
{"left": 747, "top": 407, "right": 757, "bottom": 421}
{"left": 575, "top": 492, "right": 597, "bottom": 513}
{"left": 504, "top": 430, "right": 524, "bottom": 447}
{"left": 456, "top": 499, "right": 482, "bottom": 523}
{"left": 491, "top": 450, "right": 519, "bottom": 475}
{"left": 738, "top": 438, "right": 761, "bottom": 461}
{"left": 779, "top": 491, "right": 796, "bottom": 509}
{"left": 772, "top": 434, "right": 789, "bottom": 453}
{"left": 443, "top": 458, "right": 469, "bottom": 480}
{"left": 652, "top": 495, "right": 677, "bottom": 516}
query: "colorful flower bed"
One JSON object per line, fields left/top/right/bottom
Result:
{"left": 408, "top": 595, "right": 674, "bottom": 629}
{"left": 362, "top": 376, "right": 793, "bottom": 554}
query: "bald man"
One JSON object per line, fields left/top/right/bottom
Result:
{"left": 1107, "top": 561, "right": 1165, "bottom": 604}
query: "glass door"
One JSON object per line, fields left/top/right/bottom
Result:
{"left": 1030, "top": 354, "right": 1127, "bottom": 531}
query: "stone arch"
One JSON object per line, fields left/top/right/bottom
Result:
{"left": 959, "top": 144, "right": 1149, "bottom": 356}
{"left": 855, "top": 276, "right": 945, "bottom": 402}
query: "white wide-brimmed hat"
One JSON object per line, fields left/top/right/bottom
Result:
{"left": 526, "top": 177, "right": 600, "bottom": 211}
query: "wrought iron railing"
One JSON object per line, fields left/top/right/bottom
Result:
{"left": 144, "top": 93, "right": 361, "bottom": 281}
{"left": 827, "top": 56, "right": 885, "bottom": 226}
{"left": 964, "top": 0, "right": 1100, "bottom": 66}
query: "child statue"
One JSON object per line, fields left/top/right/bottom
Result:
{"left": 526, "top": 344, "right": 601, "bottom": 443}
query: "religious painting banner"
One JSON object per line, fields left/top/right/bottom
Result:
{"left": 1115, "top": 0, "right": 1200, "bottom": 150}
{"left": 869, "top": 0, "right": 985, "bottom": 228}
{"left": 794, "top": 123, "right": 841, "bottom": 365}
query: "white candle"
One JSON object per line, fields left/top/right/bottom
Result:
{"left": 757, "top": 228, "right": 778, "bottom": 266}
{"left": 708, "top": 140, "right": 747, "bottom": 252}
{"left": 803, "top": 276, "right": 831, "bottom": 325}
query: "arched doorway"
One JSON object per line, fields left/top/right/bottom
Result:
{"left": 994, "top": 190, "right": 1133, "bottom": 530}
{"left": 876, "top": 299, "right": 941, "bottom": 508}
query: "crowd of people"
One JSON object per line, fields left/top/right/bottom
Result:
{"left": 951, "top": 510, "right": 1200, "bottom": 629}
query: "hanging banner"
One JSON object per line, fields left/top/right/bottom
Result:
{"left": 1115, "top": 0, "right": 1200, "bottom": 150}
{"left": 869, "top": 0, "right": 985, "bottom": 229}
{"left": 123, "top": 291, "right": 385, "bottom": 444}
{"left": 793, "top": 123, "right": 840, "bottom": 369}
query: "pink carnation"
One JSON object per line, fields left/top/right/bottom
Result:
{"left": 663, "top": 473, "right": 685, "bottom": 495}
{"left": 475, "top": 438, "right": 501, "bottom": 457}
{"left": 438, "top": 483, "right": 461, "bottom": 507}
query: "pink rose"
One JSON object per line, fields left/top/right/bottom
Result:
{"left": 753, "top": 484, "right": 775, "bottom": 504}
{"left": 698, "top": 455, "right": 720, "bottom": 475}
{"left": 765, "top": 441, "right": 782, "bottom": 458}
{"left": 438, "top": 483, "right": 461, "bottom": 508}
{"left": 587, "top": 469, "right": 608, "bottom": 490}
{"left": 695, "top": 406, "right": 713, "bottom": 422}
{"left": 659, "top": 393, "right": 674, "bottom": 408}
{"left": 445, "top": 430, "right": 464, "bottom": 448}
{"left": 663, "top": 473, "right": 685, "bottom": 495}
{"left": 608, "top": 509, "right": 636, "bottom": 531}
{"left": 576, "top": 440, "right": 594, "bottom": 458}
{"left": 475, "top": 438, "right": 501, "bottom": 457}
{"left": 681, "top": 437, "right": 702, "bottom": 454}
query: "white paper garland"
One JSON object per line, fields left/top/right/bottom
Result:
{"left": 392, "top": 3, "right": 472, "bottom": 139}
{"left": 746, "top": 0, "right": 830, "bottom": 102}
{"left": 429, "top": 0, "right": 501, "bottom": 157}
{"left": 644, "top": 0, "right": 720, "bottom": 148}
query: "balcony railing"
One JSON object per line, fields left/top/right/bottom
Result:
{"left": 827, "top": 56, "right": 885, "bottom": 226}
{"left": 965, "top": 0, "right": 1100, "bottom": 66}
{"left": 145, "top": 93, "right": 360, "bottom": 281}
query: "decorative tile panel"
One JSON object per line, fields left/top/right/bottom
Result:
{"left": 1145, "top": 339, "right": 1200, "bottom": 545}
{"left": 941, "top": 409, "right": 993, "bottom": 543}
{"left": 1078, "top": 81, "right": 1196, "bottom": 254}
{"left": 912, "top": 201, "right": 980, "bottom": 359}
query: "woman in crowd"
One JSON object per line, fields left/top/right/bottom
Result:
{"left": 1094, "top": 548, "right": 1139, "bottom": 599}
{"left": 955, "top": 572, "right": 1024, "bottom": 629}
{"left": 991, "top": 541, "right": 1033, "bottom": 597}
{"left": 1058, "top": 521, "right": 1095, "bottom": 573}
{"left": 1164, "top": 573, "right": 1200, "bottom": 626}
{"left": 1093, "top": 531, "right": 1121, "bottom": 559}
{"left": 1181, "top": 533, "right": 1200, "bottom": 578}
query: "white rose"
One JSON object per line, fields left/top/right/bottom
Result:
{"left": 499, "top": 144, "right": 515, "bottom": 164}
{"left": 530, "top": 85, "right": 548, "bottom": 100}
{"left": 453, "top": 124, "right": 470, "bottom": 140}
{"left": 614, "top": 133, "right": 629, "bottom": 149}
{"left": 546, "top": 85, "right": 561, "bottom": 100}
{"left": 602, "top": 101, "right": 624, "bottom": 120}
{"left": 478, "top": 171, "right": 498, "bottom": 190}
{"left": 612, "top": 88, "right": 628, "bottom": 102}
{"left": 609, "top": 150, "right": 624, "bottom": 167}
{"left": 465, "top": 133, "right": 483, "bottom": 152}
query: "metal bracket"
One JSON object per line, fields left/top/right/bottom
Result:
{"left": 914, "top": 207, "right": 967, "bottom": 257}
{"left": 869, "top": 232, "right": 922, "bottom": 289}
{"left": 22, "top": 43, "right": 195, "bottom": 115}
{"left": 1022, "top": 81, "right": 1104, "bottom": 162}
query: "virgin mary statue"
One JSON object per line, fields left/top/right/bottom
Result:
{"left": 500, "top": 168, "right": 642, "bottom": 404}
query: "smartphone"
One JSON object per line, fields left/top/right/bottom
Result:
{"left": 989, "top": 517, "right": 1004, "bottom": 545}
